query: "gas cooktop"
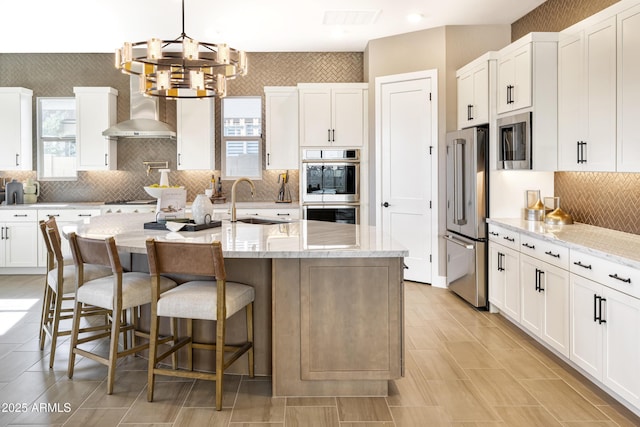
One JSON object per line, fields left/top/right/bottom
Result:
{"left": 104, "top": 199, "right": 156, "bottom": 205}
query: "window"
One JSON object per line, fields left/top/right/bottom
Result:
{"left": 221, "top": 96, "right": 262, "bottom": 180}
{"left": 37, "top": 97, "right": 77, "bottom": 180}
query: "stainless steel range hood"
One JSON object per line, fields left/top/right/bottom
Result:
{"left": 102, "top": 76, "right": 176, "bottom": 139}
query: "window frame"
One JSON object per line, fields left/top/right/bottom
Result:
{"left": 36, "top": 96, "right": 78, "bottom": 181}
{"left": 220, "top": 96, "right": 263, "bottom": 180}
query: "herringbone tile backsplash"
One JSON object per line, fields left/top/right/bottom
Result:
{"left": 0, "top": 52, "right": 362, "bottom": 204}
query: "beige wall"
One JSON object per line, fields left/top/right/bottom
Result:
{"left": 364, "top": 25, "right": 510, "bottom": 283}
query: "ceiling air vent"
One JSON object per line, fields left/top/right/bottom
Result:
{"left": 323, "top": 10, "right": 381, "bottom": 26}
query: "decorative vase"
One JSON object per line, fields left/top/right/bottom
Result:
{"left": 192, "top": 194, "right": 213, "bottom": 225}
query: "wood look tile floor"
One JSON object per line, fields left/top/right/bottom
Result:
{"left": 0, "top": 275, "right": 639, "bottom": 426}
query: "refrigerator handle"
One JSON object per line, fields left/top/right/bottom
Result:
{"left": 453, "top": 138, "right": 467, "bottom": 225}
{"left": 444, "top": 234, "right": 474, "bottom": 250}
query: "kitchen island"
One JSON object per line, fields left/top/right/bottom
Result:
{"left": 70, "top": 213, "right": 408, "bottom": 397}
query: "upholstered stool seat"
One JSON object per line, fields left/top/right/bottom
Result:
{"left": 146, "top": 239, "right": 255, "bottom": 411}
{"left": 67, "top": 232, "right": 177, "bottom": 394}
{"left": 38, "top": 217, "right": 112, "bottom": 369}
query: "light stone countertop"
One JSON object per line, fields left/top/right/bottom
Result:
{"left": 487, "top": 218, "right": 640, "bottom": 270}
{"left": 0, "top": 201, "right": 300, "bottom": 210}
{"left": 66, "top": 212, "right": 407, "bottom": 259}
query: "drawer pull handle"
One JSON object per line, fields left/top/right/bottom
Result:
{"left": 522, "top": 243, "right": 535, "bottom": 249}
{"left": 545, "top": 250, "right": 560, "bottom": 258}
{"left": 13, "top": 214, "right": 28, "bottom": 217}
{"left": 608, "top": 273, "right": 631, "bottom": 284}
{"left": 573, "top": 261, "right": 592, "bottom": 270}
{"left": 503, "top": 236, "right": 515, "bottom": 242}
{"left": 78, "top": 214, "right": 92, "bottom": 217}
{"left": 489, "top": 231, "right": 499, "bottom": 236}
{"left": 46, "top": 214, "right": 61, "bottom": 217}
{"left": 276, "top": 213, "right": 290, "bottom": 216}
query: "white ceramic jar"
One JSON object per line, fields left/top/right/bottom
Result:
{"left": 191, "top": 194, "right": 213, "bottom": 224}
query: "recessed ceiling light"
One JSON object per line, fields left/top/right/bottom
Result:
{"left": 406, "top": 13, "right": 424, "bottom": 24}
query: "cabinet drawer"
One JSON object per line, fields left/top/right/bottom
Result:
{"left": 488, "top": 224, "right": 520, "bottom": 250}
{"left": 0, "top": 210, "right": 37, "bottom": 222}
{"left": 38, "top": 209, "right": 100, "bottom": 222}
{"left": 236, "top": 208, "right": 300, "bottom": 220}
{"left": 519, "top": 234, "right": 569, "bottom": 270}
{"left": 570, "top": 250, "right": 640, "bottom": 299}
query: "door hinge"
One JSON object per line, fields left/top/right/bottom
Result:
{"left": 429, "top": 200, "right": 432, "bottom": 209}
{"left": 429, "top": 146, "right": 433, "bottom": 155}
{"left": 429, "top": 92, "right": 432, "bottom": 101}
{"left": 429, "top": 254, "right": 432, "bottom": 263}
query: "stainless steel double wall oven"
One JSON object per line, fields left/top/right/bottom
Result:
{"left": 301, "top": 149, "right": 360, "bottom": 224}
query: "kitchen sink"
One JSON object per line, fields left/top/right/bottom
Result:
{"left": 236, "top": 217, "right": 289, "bottom": 225}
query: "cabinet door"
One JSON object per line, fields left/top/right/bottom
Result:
{"left": 617, "top": 4, "right": 640, "bottom": 172}
{"left": 583, "top": 17, "right": 617, "bottom": 172}
{"left": 457, "top": 71, "right": 474, "bottom": 129}
{"left": 177, "top": 98, "right": 215, "bottom": 170}
{"left": 541, "top": 261, "right": 570, "bottom": 357}
{"left": 520, "top": 254, "right": 543, "bottom": 336}
{"left": 74, "top": 87, "right": 118, "bottom": 171}
{"left": 471, "top": 64, "right": 489, "bottom": 126}
{"left": 512, "top": 44, "right": 532, "bottom": 111}
{"left": 299, "top": 89, "right": 332, "bottom": 147}
{"left": 502, "top": 246, "right": 521, "bottom": 321}
{"left": 4, "top": 222, "right": 38, "bottom": 267}
{"left": 570, "top": 274, "right": 604, "bottom": 379}
{"left": 332, "top": 88, "right": 364, "bottom": 147}
{"left": 558, "top": 33, "right": 585, "bottom": 171}
{"left": 488, "top": 243, "right": 505, "bottom": 310}
{"left": 602, "top": 286, "right": 640, "bottom": 408}
{"left": 497, "top": 44, "right": 532, "bottom": 114}
{"left": 265, "top": 87, "right": 299, "bottom": 169}
{"left": 0, "top": 88, "right": 32, "bottom": 171}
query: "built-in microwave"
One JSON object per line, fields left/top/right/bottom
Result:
{"left": 497, "top": 112, "right": 532, "bottom": 170}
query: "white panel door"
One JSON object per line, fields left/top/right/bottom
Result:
{"left": 380, "top": 76, "right": 433, "bottom": 283}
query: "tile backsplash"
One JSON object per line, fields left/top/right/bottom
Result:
{"left": 0, "top": 51, "right": 363, "bottom": 204}
{"left": 555, "top": 172, "right": 640, "bottom": 235}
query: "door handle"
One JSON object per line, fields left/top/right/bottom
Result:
{"left": 444, "top": 234, "right": 474, "bottom": 250}
{"left": 453, "top": 138, "right": 467, "bottom": 225}
{"left": 382, "top": 202, "right": 390, "bottom": 208}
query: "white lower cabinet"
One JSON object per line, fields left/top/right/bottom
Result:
{"left": 0, "top": 210, "right": 38, "bottom": 268}
{"left": 520, "top": 253, "right": 571, "bottom": 357}
{"left": 235, "top": 208, "right": 300, "bottom": 219}
{"left": 570, "top": 251, "right": 640, "bottom": 408}
{"left": 488, "top": 242, "right": 520, "bottom": 320}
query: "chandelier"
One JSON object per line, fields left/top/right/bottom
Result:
{"left": 114, "top": 0, "right": 247, "bottom": 98}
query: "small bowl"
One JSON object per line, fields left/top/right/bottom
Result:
{"left": 144, "top": 186, "right": 184, "bottom": 199}
{"left": 165, "top": 221, "right": 186, "bottom": 232}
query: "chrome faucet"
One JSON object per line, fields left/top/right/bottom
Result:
{"left": 230, "top": 177, "right": 256, "bottom": 222}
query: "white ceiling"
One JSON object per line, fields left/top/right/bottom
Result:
{"left": 4, "top": 0, "right": 547, "bottom": 53}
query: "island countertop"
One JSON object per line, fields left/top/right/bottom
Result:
{"left": 69, "top": 212, "right": 408, "bottom": 259}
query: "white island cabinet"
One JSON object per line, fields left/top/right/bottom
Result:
{"left": 0, "top": 88, "right": 32, "bottom": 171}
{"left": 298, "top": 83, "right": 367, "bottom": 147}
{"left": 74, "top": 87, "right": 118, "bottom": 171}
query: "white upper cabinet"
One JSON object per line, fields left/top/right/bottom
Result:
{"left": 298, "top": 83, "right": 367, "bottom": 147}
{"left": 457, "top": 53, "right": 495, "bottom": 129}
{"left": 497, "top": 43, "right": 533, "bottom": 114}
{"left": 176, "top": 98, "right": 215, "bottom": 170}
{"left": 558, "top": 17, "right": 617, "bottom": 171}
{"left": 264, "top": 87, "right": 299, "bottom": 170}
{"left": 0, "top": 87, "right": 33, "bottom": 171}
{"left": 617, "top": 3, "right": 640, "bottom": 172}
{"left": 74, "top": 87, "right": 118, "bottom": 170}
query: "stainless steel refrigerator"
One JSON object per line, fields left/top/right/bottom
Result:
{"left": 445, "top": 126, "right": 489, "bottom": 309}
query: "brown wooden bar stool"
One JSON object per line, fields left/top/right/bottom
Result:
{"left": 38, "top": 217, "right": 112, "bottom": 369}
{"left": 67, "top": 232, "right": 177, "bottom": 394}
{"left": 145, "top": 239, "right": 255, "bottom": 410}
